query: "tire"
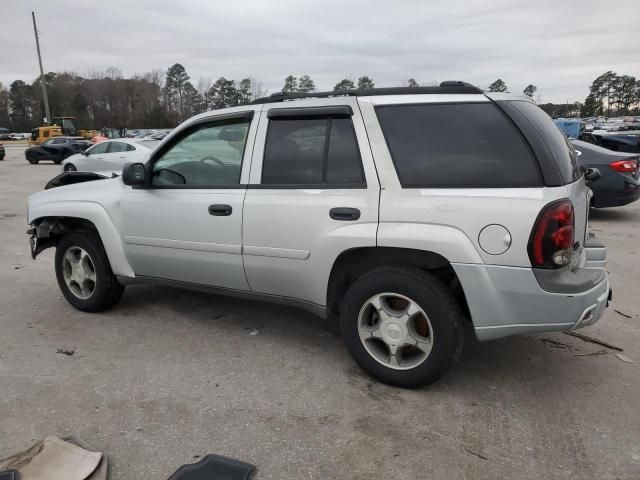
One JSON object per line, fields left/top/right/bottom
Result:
{"left": 55, "top": 230, "right": 125, "bottom": 312}
{"left": 27, "top": 153, "right": 39, "bottom": 164}
{"left": 64, "top": 163, "right": 77, "bottom": 172}
{"left": 340, "top": 266, "right": 464, "bottom": 388}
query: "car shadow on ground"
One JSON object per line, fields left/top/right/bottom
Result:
{"left": 113, "top": 284, "right": 585, "bottom": 395}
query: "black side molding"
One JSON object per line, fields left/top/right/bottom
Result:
{"left": 267, "top": 105, "right": 353, "bottom": 118}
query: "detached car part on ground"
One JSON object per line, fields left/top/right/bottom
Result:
{"left": 24, "top": 136, "right": 91, "bottom": 164}
{"left": 571, "top": 139, "right": 640, "bottom": 208}
{"left": 26, "top": 83, "right": 610, "bottom": 388}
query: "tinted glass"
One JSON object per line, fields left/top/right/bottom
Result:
{"left": 509, "top": 100, "right": 582, "bottom": 182}
{"left": 326, "top": 118, "right": 365, "bottom": 184}
{"left": 88, "top": 142, "right": 109, "bottom": 155}
{"left": 52, "top": 138, "right": 67, "bottom": 144}
{"left": 151, "top": 120, "right": 249, "bottom": 186}
{"left": 109, "top": 142, "right": 130, "bottom": 153}
{"left": 262, "top": 117, "right": 364, "bottom": 185}
{"left": 376, "top": 103, "right": 541, "bottom": 188}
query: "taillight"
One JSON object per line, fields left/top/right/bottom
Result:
{"left": 609, "top": 159, "right": 638, "bottom": 172}
{"left": 528, "top": 199, "right": 575, "bottom": 269}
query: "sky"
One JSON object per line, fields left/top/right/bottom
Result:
{"left": 1, "top": 0, "right": 638, "bottom": 103}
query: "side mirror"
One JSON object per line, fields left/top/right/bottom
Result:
{"left": 81, "top": 150, "right": 88, "bottom": 156}
{"left": 584, "top": 167, "right": 601, "bottom": 183}
{"left": 122, "top": 162, "right": 146, "bottom": 186}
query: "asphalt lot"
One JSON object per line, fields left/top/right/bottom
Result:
{"left": 1, "top": 144, "right": 639, "bottom": 479}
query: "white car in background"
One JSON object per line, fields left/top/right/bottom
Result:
{"left": 61, "top": 139, "right": 157, "bottom": 175}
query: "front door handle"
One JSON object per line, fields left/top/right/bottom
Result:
{"left": 208, "top": 204, "right": 233, "bottom": 216}
{"left": 330, "top": 207, "right": 361, "bottom": 221}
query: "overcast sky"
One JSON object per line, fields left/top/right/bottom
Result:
{"left": 1, "top": 0, "right": 638, "bottom": 103}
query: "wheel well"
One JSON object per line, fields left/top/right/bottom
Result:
{"left": 30, "top": 216, "right": 99, "bottom": 257}
{"left": 327, "top": 247, "right": 470, "bottom": 320}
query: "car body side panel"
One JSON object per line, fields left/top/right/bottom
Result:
{"left": 28, "top": 180, "right": 135, "bottom": 277}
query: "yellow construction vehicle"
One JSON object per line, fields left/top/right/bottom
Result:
{"left": 29, "top": 125, "right": 62, "bottom": 145}
{"left": 28, "top": 116, "right": 96, "bottom": 145}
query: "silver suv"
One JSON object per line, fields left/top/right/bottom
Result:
{"left": 27, "top": 82, "right": 610, "bottom": 387}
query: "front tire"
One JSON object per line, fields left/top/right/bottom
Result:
{"left": 55, "top": 230, "right": 125, "bottom": 312}
{"left": 340, "top": 266, "right": 464, "bottom": 388}
{"left": 27, "top": 153, "right": 39, "bottom": 164}
{"left": 64, "top": 163, "right": 77, "bottom": 172}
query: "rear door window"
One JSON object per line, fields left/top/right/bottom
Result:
{"left": 262, "top": 117, "right": 365, "bottom": 186}
{"left": 375, "top": 103, "right": 541, "bottom": 188}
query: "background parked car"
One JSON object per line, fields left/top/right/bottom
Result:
{"left": 582, "top": 132, "right": 640, "bottom": 154}
{"left": 572, "top": 139, "right": 640, "bottom": 208}
{"left": 24, "top": 136, "right": 91, "bottom": 164}
{"left": 62, "top": 138, "right": 157, "bottom": 174}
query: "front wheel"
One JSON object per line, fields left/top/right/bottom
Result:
{"left": 64, "top": 163, "right": 77, "bottom": 172}
{"left": 340, "top": 266, "right": 464, "bottom": 388}
{"left": 55, "top": 230, "right": 125, "bottom": 312}
{"left": 27, "top": 153, "right": 39, "bottom": 164}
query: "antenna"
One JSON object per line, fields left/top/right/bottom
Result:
{"left": 32, "top": 11, "right": 51, "bottom": 125}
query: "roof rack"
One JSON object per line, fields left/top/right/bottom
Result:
{"left": 250, "top": 81, "right": 483, "bottom": 104}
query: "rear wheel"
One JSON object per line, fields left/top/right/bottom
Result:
{"left": 55, "top": 230, "right": 125, "bottom": 312}
{"left": 340, "top": 266, "right": 464, "bottom": 388}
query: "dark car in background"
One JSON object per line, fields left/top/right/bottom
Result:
{"left": 582, "top": 132, "right": 640, "bottom": 154}
{"left": 24, "top": 136, "right": 91, "bottom": 164}
{"left": 572, "top": 139, "right": 640, "bottom": 208}
{"left": 0, "top": 143, "right": 5, "bottom": 161}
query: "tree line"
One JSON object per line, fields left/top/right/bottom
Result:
{"left": 486, "top": 72, "right": 640, "bottom": 118}
{"left": 1, "top": 65, "right": 638, "bottom": 132}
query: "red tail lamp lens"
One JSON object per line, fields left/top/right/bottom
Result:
{"left": 529, "top": 200, "right": 575, "bottom": 268}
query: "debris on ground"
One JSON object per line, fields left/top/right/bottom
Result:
{"left": 211, "top": 314, "right": 225, "bottom": 320}
{"left": 0, "top": 436, "right": 106, "bottom": 479}
{"left": 56, "top": 348, "right": 75, "bottom": 356}
{"left": 562, "top": 331, "right": 623, "bottom": 352}
{"left": 541, "top": 338, "right": 572, "bottom": 350}
{"left": 613, "top": 309, "right": 633, "bottom": 319}
{"left": 463, "top": 447, "right": 488, "bottom": 460}
{"left": 573, "top": 349, "right": 608, "bottom": 357}
{"left": 249, "top": 329, "right": 259, "bottom": 336}
{"left": 13, "top": 265, "right": 25, "bottom": 270}
{"left": 615, "top": 353, "right": 635, "bottom": 364}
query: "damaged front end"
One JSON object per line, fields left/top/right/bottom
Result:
{"left": 44, "top": 171, "right": 110, "bottom": 190}
{"left": 27, "top": 220, "right": 59, "bottom": 259}
{"left": 27, "top": 218, "right": 97, "bottom": 259}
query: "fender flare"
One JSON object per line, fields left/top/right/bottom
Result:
{"left": 29, "top": 201, "right": 135, "bottom": 277}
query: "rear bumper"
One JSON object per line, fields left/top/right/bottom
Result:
{"left": 453, "top": 261, "right": 609, "bottom": 342}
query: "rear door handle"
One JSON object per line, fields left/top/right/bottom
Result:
{"left": 208, "top": 204, "right": 233, "bottom": 216}
{"left": 330, "top": 207, "right": 360, "bottom": 221}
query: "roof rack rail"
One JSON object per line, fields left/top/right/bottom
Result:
{"left": 250, "top": 81, "right": 483, "bottom": 104}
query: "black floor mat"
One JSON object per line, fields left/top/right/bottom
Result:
{"left": 0, "top": 471, "right": 20, "bottom": 480}
{"left": 168, "top": 454, "right": 255, "bottom": 480}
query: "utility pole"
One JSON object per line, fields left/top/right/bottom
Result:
{"left": 32, "top": 11, "right": 51, "bottom": 124}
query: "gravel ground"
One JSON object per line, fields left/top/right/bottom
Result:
{"left": 1, "top": 144, "right": 639, "bottom": 479}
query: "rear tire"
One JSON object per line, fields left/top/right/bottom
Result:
{"left": 340, "top": 266, "right": 464, "bottom": 388}
{"left": 55, "top": 230, "right": 125, "bottom": 312}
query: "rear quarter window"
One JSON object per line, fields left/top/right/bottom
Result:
{"left": 375, "top": 103, "right": 541, "bottom": 188}
{"left": 507, "top": 100, "right": 582, "bottom": 183}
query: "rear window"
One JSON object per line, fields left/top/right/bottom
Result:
{"left": 508, "top": 101, "right": 582, "bottom": 183}
{"left": 375, "top": 103, "right": 541, "bottom": 188}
